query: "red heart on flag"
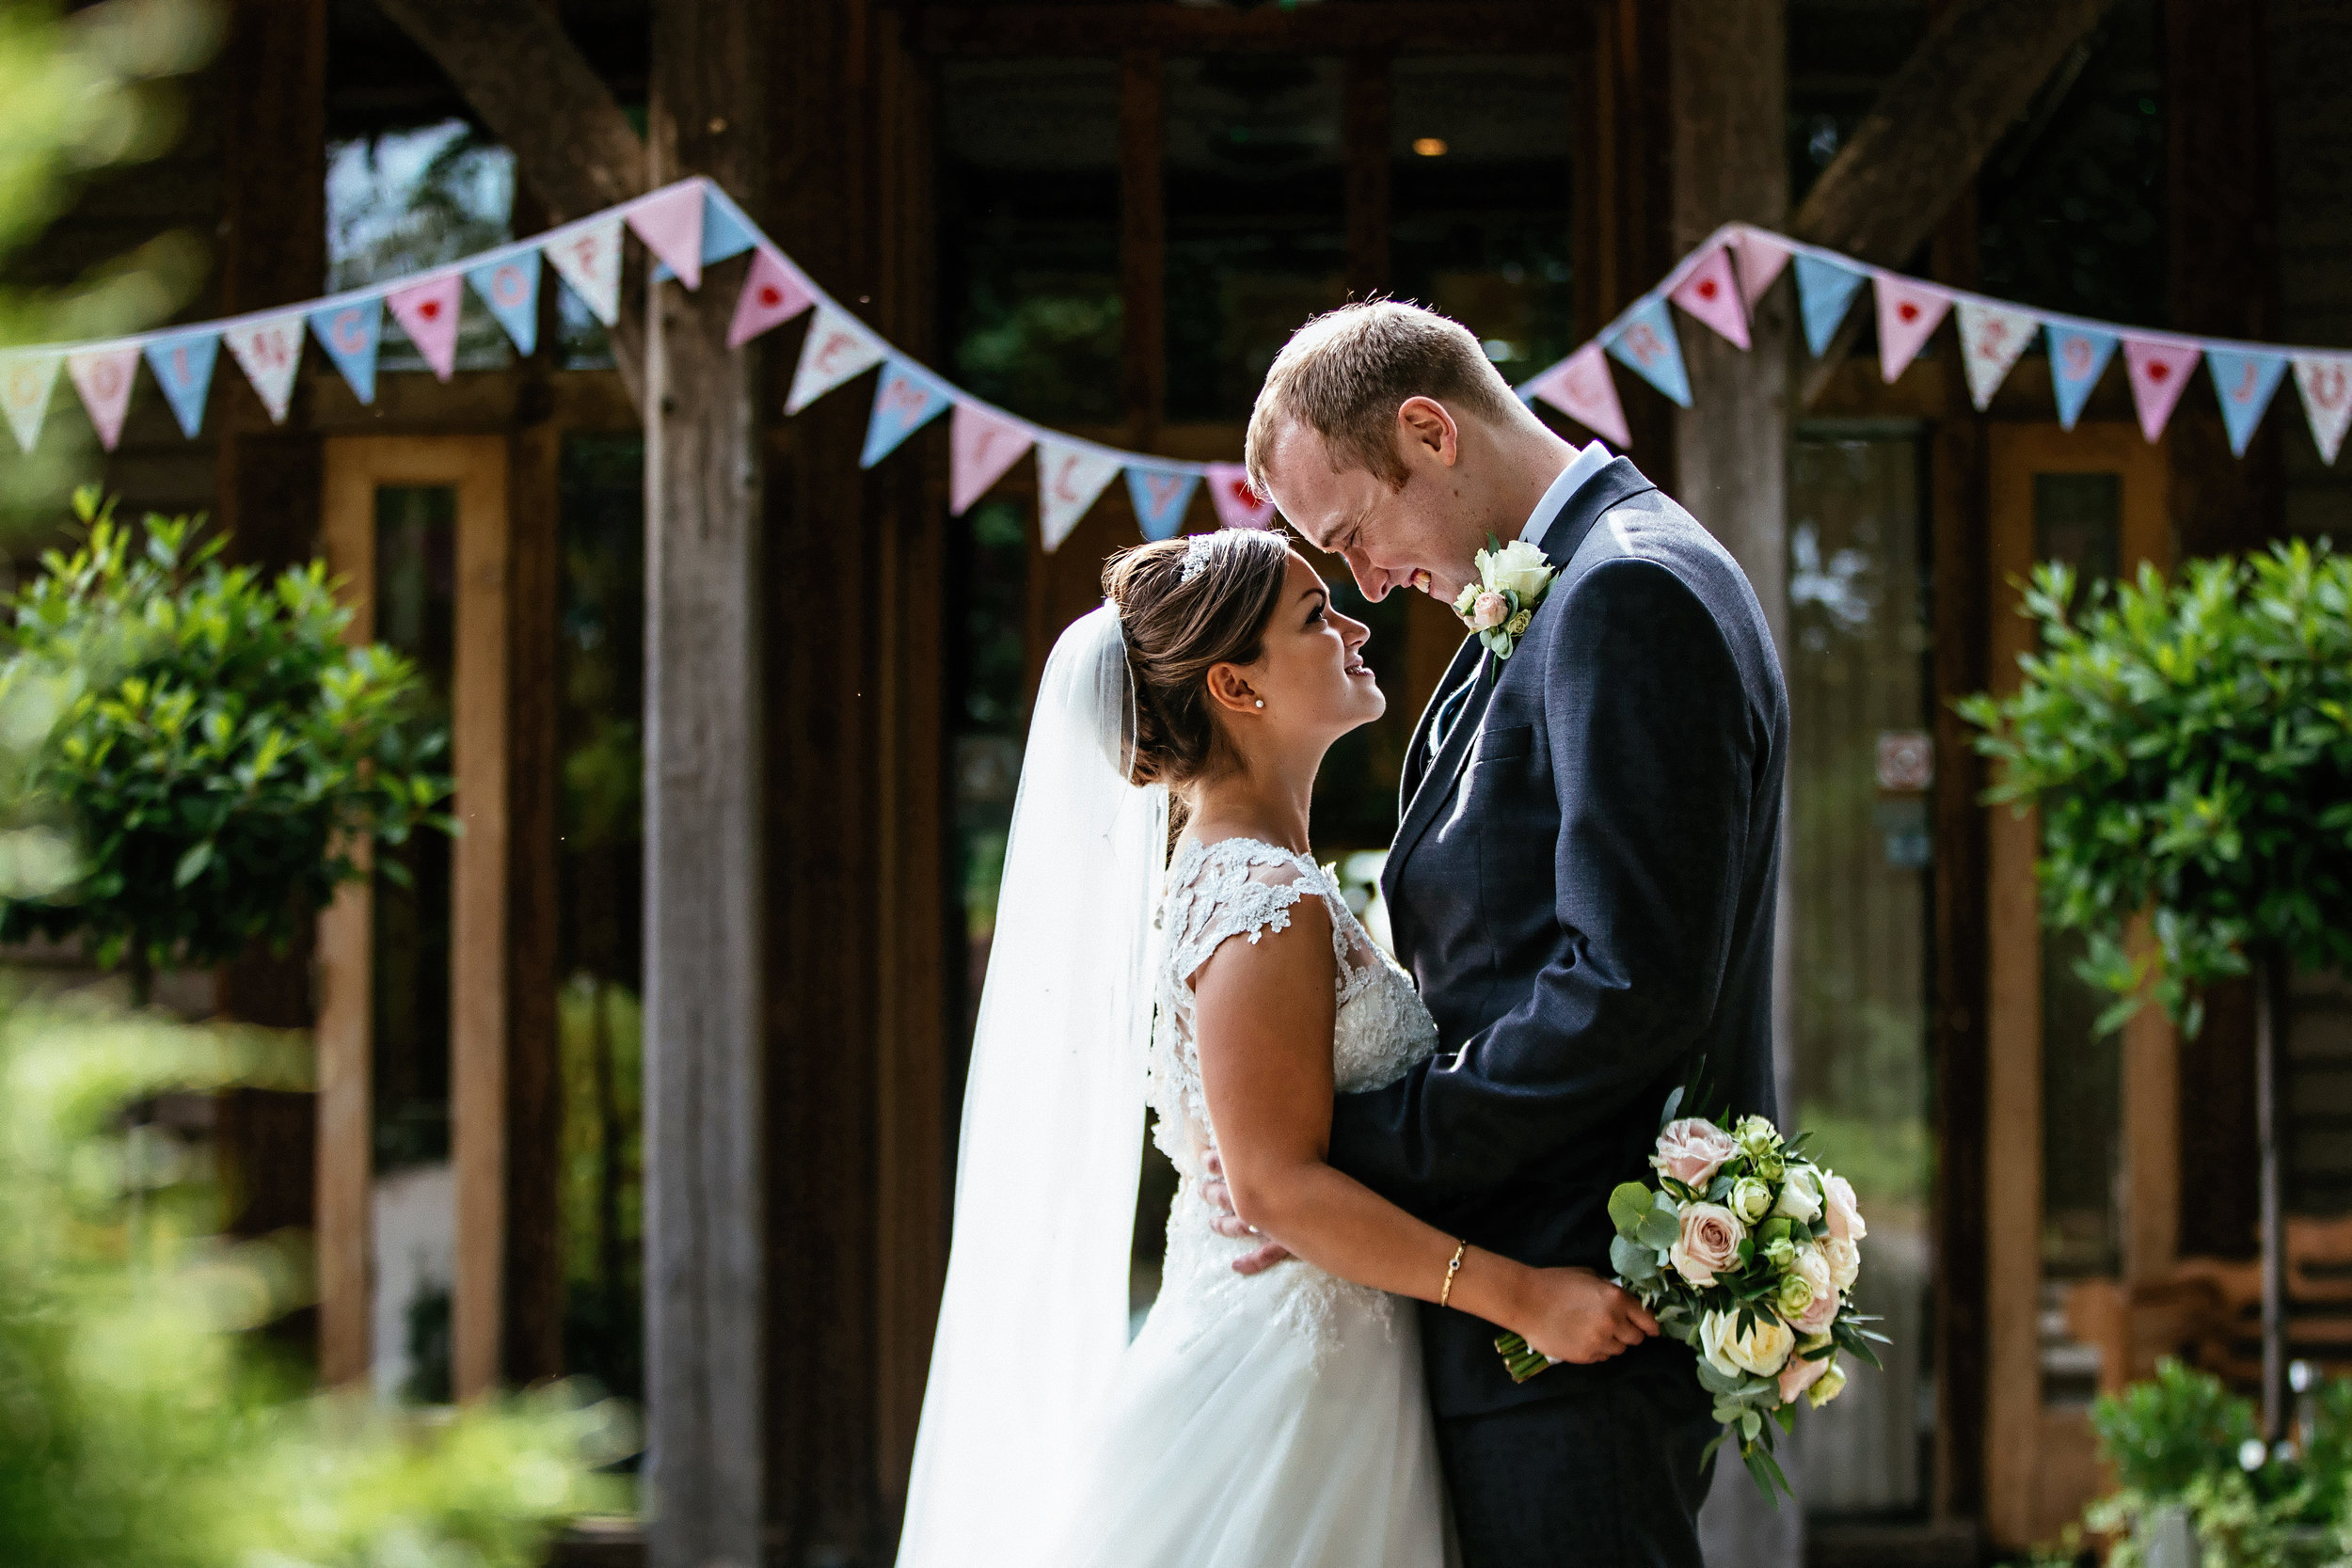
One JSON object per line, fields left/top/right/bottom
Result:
{"left": 2148, "top": 361, "right": 2169, "bottom": 381}
{"left": 1696, "top": 279, "right": 1718, "bottom": 300}
{"left": 759, "top": 286, "right": 782, "bottom": 307}
{"left": 1230, "top": 479, "right": 1254, "bottom": 502}
{"left": 420, "top": 301, "right": 440, "bottom": 319}
{"left": 1898, "top": 302, "right": 1919, "bottom": 323}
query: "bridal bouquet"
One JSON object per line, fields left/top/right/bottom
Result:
{"left": 1492, "top": 1100, "right": 1885, "bottom": 1502}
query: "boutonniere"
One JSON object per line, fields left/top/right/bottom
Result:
{"left": 1451, "top": 534, "right": 1558, "bottom": 661}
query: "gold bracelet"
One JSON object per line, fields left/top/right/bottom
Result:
{"left": 1439, "top": 1240, "right": 1469, "bottom": 1310}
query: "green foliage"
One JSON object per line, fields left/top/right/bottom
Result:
{"left": 1957, "top": 544, "right": 2352, "bottom": 1036}
{"left": 0, "top": 993, "right": 633, "bottom": 1566}
{"left": 0, "top": 491, "right": 453, "bottom": 985}
{"left": 2091, "top": 1358, "right": 2259, "bottom": 1497}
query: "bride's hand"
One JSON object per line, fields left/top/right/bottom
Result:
{"left": 1513, "top": 1266, "right": 1658, "bottom": 1365}
{"left": 1202, "top": 1149, "right": 1293, "bottom": 1275}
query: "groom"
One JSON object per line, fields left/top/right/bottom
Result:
{"left": 1216, "top": 302, "right": 1788, "bottom": 1567}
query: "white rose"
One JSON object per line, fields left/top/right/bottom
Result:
{"left": 1453, "top": 582, "right": 1481, "bottom": 619}
{"left": 1772, "top": 1166, "right": 1823, "bottom": 1224}
{"left": 1699, "top": 1308, "right": 1795, "bottom": 1379}
{"left": 1822, "top": 1172, "right": 1868, "bottom": 1242}
{"left": 1488, "top": 539, "right": 1552, "bottom": 601}
{"left": 1729, "top": 1176, "right": 1773, "bottom": 1224}
{"left": 1824, "top": 1236, "right": 1861, "bottom": 1292}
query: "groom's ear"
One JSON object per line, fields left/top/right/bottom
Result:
{"left": 1395, "top": 397, "right": 1459, "bottom": 469}
{"left": 1202, "top": 662, "right": 1260, "bottom": 718}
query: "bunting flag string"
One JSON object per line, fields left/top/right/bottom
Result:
{"left": 12, "top": 179, "right": 2352, "bottom": 557}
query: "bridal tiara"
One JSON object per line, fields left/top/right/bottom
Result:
{"left": 1179, "top": 531, "right": 1222, "bottom": 584}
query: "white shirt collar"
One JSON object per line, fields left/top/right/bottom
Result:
{"left": 1517, "top": 442, "right": 1613, "bottom": 555}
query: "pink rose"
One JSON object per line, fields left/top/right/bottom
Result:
{"left": 1653, "top": 1117, "right": 1739, "bottom": 1189}
{"left": 1669, "top": 1202, "right": 1745, "bottom": 1287}
{"left": 1779, "top": 1339, "right": 1835, "bottom": 1405}
{"left": 1823, "top": 1172, "right": 1867, "bottom": 1242}
{"left": 1786, "top": 1245, "right": 1840, "bottom": 1334}
{"left": 1470, "top": 591, "right": 1510, "bottom": 631}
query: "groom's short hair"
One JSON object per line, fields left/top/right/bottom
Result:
{"left": 1246, "top": 301, "right": 1518, "bottom": 495}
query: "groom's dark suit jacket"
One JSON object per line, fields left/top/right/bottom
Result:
{"left": 1327, "top": 456, "right": 1788, "bottom": 1420}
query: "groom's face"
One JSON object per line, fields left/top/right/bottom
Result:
{"left": 1258, "top": 402, "right": 1479, "bottom": 605}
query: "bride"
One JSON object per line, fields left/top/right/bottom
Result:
{"left": 894, "top": 527, "right": 1652, "bottom": 1568}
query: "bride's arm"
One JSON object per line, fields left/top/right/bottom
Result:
{"left": 1191, "top": 890, "right": 1655, "bottom": 1366}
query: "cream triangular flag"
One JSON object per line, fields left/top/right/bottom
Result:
{"left": 545, "top": 214, "right": 625, "bottom": 326}
{"left": 785, "top": 304, "right": 886, "bottom": 415}
{"left": 1036, "top": 437, "right": 1121, "bottom": 551}
{"left": 222, "top": 313, "right": 306, "bottom": 423}
{"left": 0, "top": 350, "right": 64, "bottom": 453}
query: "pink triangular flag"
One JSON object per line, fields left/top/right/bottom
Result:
{"left": 1873, "top": 276, "right": 1951, "bottom": 383}
{"left": 67, "top": 346, "right": 138, "bottom": 451}
{"left": 2294, "top": 354, "right": 2352, "bottom": 466}
{"left": 1954, "top": 299, "right": 2039, "bottom": 411}
{"left": 784, "top": 304, "right": 885, "bottom": 415}
{"left": 949, "top": 401, "right": 1033, "bottom": 515}
{"left": 1668, "top": 246, "right": 1749, "bottom": 350}
{"left": 387, "top": 273, "right": 464, "bottom": 382}
{"left": 727, "top": 249, "right": 815, "bottom": 348}
{"left": 545, "top": 214, "right": 624, "bottom": 326}
{"left": 628, "top": 182, "right": 706, "bottom": 291}
{"left": 1731, "top": 230, "right": 1790, "bottom": 306}
{"left": 222, "top": 313, "right": 306, "bottom": 423}
{"left": 1207, "top": 462, "right": 1277, "bottom": 531}
{"left": 2122, "top": 339, "right": 2201, "bottom": 444}
{"left": 1036, "top": 438, "right": 1123, "bottom": 551}
{"left": 1525, "top": 342, "right": 1629, "bottom": 449}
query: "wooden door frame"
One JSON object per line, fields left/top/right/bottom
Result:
{"left": 1982, "top": 421, "right": 2175, "bottom": 1547}
{"left": 317, "top": 436, "right": 512, "bottom": 1401}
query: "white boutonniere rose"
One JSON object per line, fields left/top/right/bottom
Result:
{"left": 1450, "top": 534, "right": 1557, "bottom": 661}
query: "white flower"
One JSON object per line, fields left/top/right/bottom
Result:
{"left": 1700, "top": 1308, "right": 1795, "bottom": 1379}
{"left": 1487, "top": 539, "right": 1552, "bottom": 600}
{"left": 1822, "top": 1171, "right": 1867, "bottom": 1242}
{"left": 1823, "top": 1236, "right": 1861, "bottom": 1292}
{"left": 1785, "top": 1244, "right": 1838, "bottom": 1334}
{"left": 1453, "top": 582, "right": 1482, "bottom": 619}
{"left": 1729, "top": 1177, "right": 1773, "bottom": 1224}
{"left": 1772, "top": 1166, "right": 1823, "bottom": 1224}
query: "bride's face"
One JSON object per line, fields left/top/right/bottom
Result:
{"left": 1220, "top": 550, "right": 1385, "bottom": 746}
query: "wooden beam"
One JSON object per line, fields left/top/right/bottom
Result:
{"left": 371, "top": 0, "right": 650, "bottom": 410}
{"left": 643, "top": 0, "right": 769, "bottom": 1560}
{"left": 915, "top": 1, "right": 1590, "bottom": 57}
{"left": 1344, "top": 53, "right": 1392, "bottom": 301}
{"left": 1119, "top": 48, "right": 1166, "bottom": 443}
{"left": 1790, "top": 0, "right": 2123, "bottom": 405}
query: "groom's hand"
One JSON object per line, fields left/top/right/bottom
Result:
{"left": 1201, "top": 1149, "right": 1294, "bottom": 1275}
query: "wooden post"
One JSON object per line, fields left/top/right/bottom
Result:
{"left": 2258, "top": 950, "right": 2287, "bottom": 1444}
{"left": 1344, "top": 54, "right": 1391, "bottom": 302}
{"left": 644, "top": 2, "right": 769, "bottom": 1562}
{"left": 1120, "top": 48, "right": 1166, "bottom": 449}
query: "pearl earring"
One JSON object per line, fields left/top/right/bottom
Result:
{"left": 1253, "top": 699, "right": 1264, "bottom": 709}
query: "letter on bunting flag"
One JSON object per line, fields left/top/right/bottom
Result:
{"left": 2293, "top": 355, "right": 2352, "bottom": 466}
{"left": 1525, "top": 342, "right": 1629, "bottom": 449}
{"left": 1669, "top": 247, "right": 1748, "bottom": 350}
{"left": 1732, "top": 230, "right": 1790, "bottom": 306}
{"left": 1604, "top": 298, "right": 1691, "bottom": 407}
{"left": 0, "top": 351, "right": 62, "bottom": 453}
{"left": 1126, "top": 464, "right": 1200, "bottom": 542}
{"left": 786, "top": 304, "right": 886, "bottom": 415}
{"left": 729, "top": 250, "right": 815, "bottom": 348}
{"left": 67, "top": 347, "right": 138, "bottom": 451}
{"left": 2207, "top": 349, "right": 2287, "bottom": 457}
{"left": 861, "top": 359, "right": 954, "bottom": 467}
{"left": 310, "top": 298, "right": 384, "bottom": 404}
{"left": 223, "top": 315, "right": 305, "bottom": 424}
{"left": 144, "top": 331, "right": 218, "bottom": 438}
{"left": 387, "top": 274, "right": 464, "bottom": 382}
{"left": 2045, "top": 325, "right": 2118, "bottom": 432}
{"left": 469, "top": 253, "right": 542, "bottom": 356}
{"left": 1037, "top": 438, "right": 1122, "bottom": 551}
{"left": 948, "top": 401, "right": 1032, "bottom": 515}
{"left": 1207, "top": 462, "right": 1277, "bottom": 530}
{"left": 1873, "top": 277, "right": 1950, "bottom": 383}
{"left": 627, "top": 183, "right": 706, "bottom": 290}
{"left": 545, "top": 215, "right": 624, "bottom": 326}
{"left": 2122, "top": 340, "right": 2200, "bottom": 443}
{"left": 1954, "top": 300, "right": 2038, "bottom": 411}
{"left": 1793, "top": 254, "right": 1867, "bottom": 357}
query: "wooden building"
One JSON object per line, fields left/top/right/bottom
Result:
{"left": 6, "top": 0, "right": 2350, "bottom": 1563}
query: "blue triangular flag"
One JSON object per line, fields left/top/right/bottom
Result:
{"left": 2206, "top": 348, "right": 2288, "bottom": 456}
{"left": 1125, "top": 464, "right": 1200, "bottom": 541}
{"left": 653, "top": 187, "right": 761, "bottom": 282}
{"left": 2046, "top": 324, "right": 2119, "bottom": 431}
{"left": 309, "top": 297, "right": 384, "bottom": 404}
{"left": 1793, "top": 254, "right": 1867, "bottom": 357}
{"left": 860, "top": 358, "right": 955, "bottom": 468}
{"left": 142, "top": 330, "right": 219, "bottom": 438}
{"left": 467, "top": 251, "right": 543, "bottom": 356}
{"left": 1603, "top": 297, "right": 1691, "bottom": 408}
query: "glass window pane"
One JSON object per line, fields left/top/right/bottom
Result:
{"left": 1784, "top": 436, "right": 1933, "bottom": 1513}
{"left": 326, "top": 122, "right": 518, "bottom": 373}
{"left": 1166, "top": 55, "right": 1347, "bottom": 420}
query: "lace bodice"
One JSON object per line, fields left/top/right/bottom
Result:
{"left": 1144, "top": 836, "right": 1440, "bottom": 1355}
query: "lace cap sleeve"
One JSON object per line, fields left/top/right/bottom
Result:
{"left": 1161, "top": 838, "right": 1343, "bottom": 990}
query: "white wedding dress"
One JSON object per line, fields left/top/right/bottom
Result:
{"left": 1047, "top": 835, "right": 1454, "bottom": 1568}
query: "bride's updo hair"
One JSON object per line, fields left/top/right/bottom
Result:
{"left": 1103, "top": 529, "right": 1292, "bottom": 788}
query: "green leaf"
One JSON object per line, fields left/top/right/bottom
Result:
{"left": 1608, "top": 1181, "right": 1654, "bottom": 1237}
{"left": 1636, "top": 1196, "right": 1682, "bottom": 1253}
{"left": 172, "top": 841, "right": 213, "bottom": 889}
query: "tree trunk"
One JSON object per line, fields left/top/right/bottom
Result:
{"left": 1789, "top": 0, "right": 2124, "bottom": 404}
